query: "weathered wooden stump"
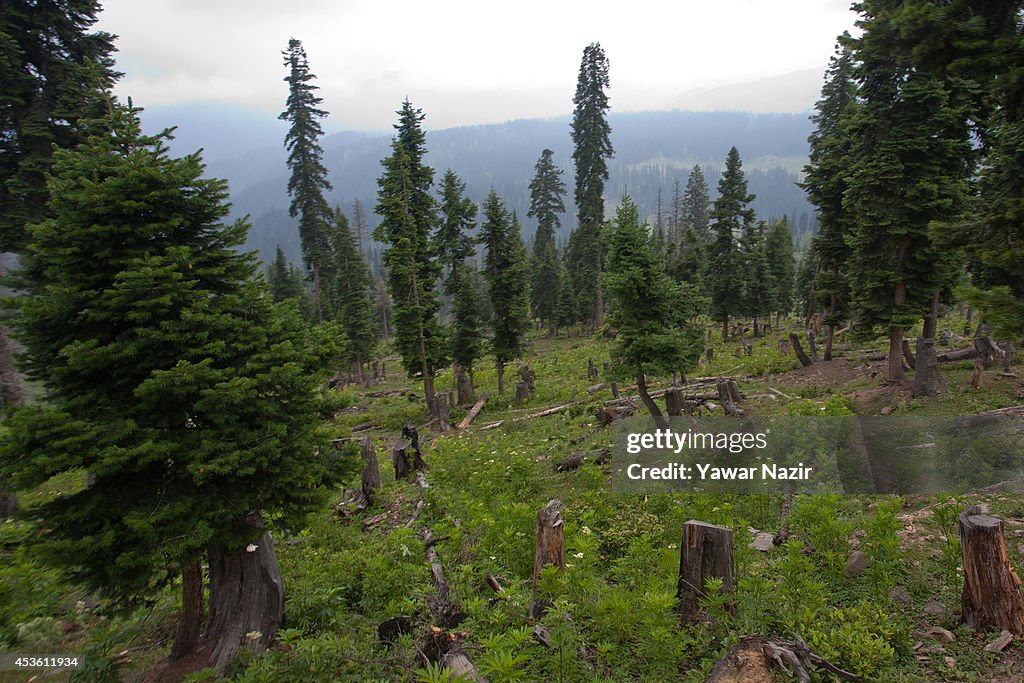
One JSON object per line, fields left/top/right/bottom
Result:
{"left": 777, "top": 339, "right": 790, "bottom": 356}
{"left": 518, "top": 365, "right": 536, "bottom": 394}
{"left": 359, "top": 438, "right": 381, "bottom": 506}
{"left": 790, "top": 332, "right": 813, "bottom": 367}
{"left": 665, "top": 388, "right": 684, "bottom": 417}
{"left": 971, "top": 359, "right": 984, "bottom": 389}
{"left": 529, "top": 499, "right": 565, "bottom": 619}
{"left": 432, "top": 393, "right": 451, "bottom": 431}
{"left": 454, "top": 363, "right": 473, "bottom": 405}
{"left": 912, "top": 336, "right": 944, "bottom": 398}
{"left": 716, "top": 377, "right": 744, "bottom": 416}
{"left": 587, "top": 358, "right": 599, "bottom": 381}
{"left": 514, "top": 381, "right": 531, "bottom": 404}
{"left": 678, "top": 520, "right": 734, "bottom": 624}
{"left": 610, "top": 381, "right": 620, "bottom": 399}
{"left": 959, "top": 506, "right": 1024, "bottom": 634}
{"left": 393, "top": 424, "right": 426, "bottom": 480}
{"left": 706, "top": 347, "right": 714, "bottom": 363}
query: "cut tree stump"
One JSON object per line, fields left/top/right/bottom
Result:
{"left": 678, "top": 520, "right": 734, "bottom": 624}
{"left": 360, "top": 438, "right": 381, "bottom": 507}
{"left": 393, "top": 425, "right": 426, "bottom": 480}
{"left": 454, "top": 363, "right": 473, "bottom": 405}
{"left": 972, "top": 360, "right": 984, "bottom": 389}
{"left": 514, "top": 381, "right": 531, "bottom": 404}
{"left": 790, "top": 333, "right": 813, "bottom": 367}
{"left": 665, "top": 388, "right": 684, "bottom": 417}
{"left": 587, "top": 358, "right": 598, "bottom": 381}
{"left": 959, "top": 505, "right": 1024, "bottom": 634}
{"left": 912, "top": 336, "right": 944, "bottom": 398}
{"left": 778, "top": 339, "right": 790, "bottom": 356}
{"left": 554, "top": 449, "right": 610, "bottom": 472}
{"left": 518, "top": 365, "right": 536, "bottom": 393}
{"left": 716, "top": 377, "right": 744, "bottom": 416}
{"left": 706, "top": 347, "right": 714, "bottom": 363}
{"left": 529, "top": 500, "right": 565, "bottom": 619}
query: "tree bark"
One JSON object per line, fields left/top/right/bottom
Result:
{"left": 665, "top": 388, "right": 684, "bottom": 417}
{"left": 901, "top": 339, "right": 916, "bottom": 369}
{"left": 790, "top": 333, "right": 813, "bottom": 367}
{"left": 0, "top": 325, "right": 26, "bottom": 413}
{"left": 497, "top": 362, "right": 505, "bottom": 394}
{"left": 678, "top": 520, "right": 733, "bottom": 624}
{"left": 360, "top": 438, "right": 381, "bottom": 506}
{"left": 911, "top": 336, "right": 944, "bottom": 397}
{"left": 716, "top": 377, "right": 744, "bottom": 416}
{"left": 637, "top": 373, "right": 668, "bottom": 429}
{"left": 514, "top": 381, "right": 531, "bottom": 403}
{"left": 457, "top": 394, "right": 487, "bottom": 430}
{"left": 959, "top": 506, "right": 1024, "bottom": 634}
{"left": 171, "top": 555, "right": 205, "bottom": 660}
{"left": 203, "top": 530, "right": 284, "bottom": 671}
{"left": 454, "top": 363, "right": 473, "bottom": 405}
{"left": 530, "top": 500, "right": 565, "bottom": 619}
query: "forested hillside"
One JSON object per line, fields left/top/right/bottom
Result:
{"left": 1, "top": 1, "right": 1023, "bottom": 682}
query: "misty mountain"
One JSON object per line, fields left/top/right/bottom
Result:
{"left": 138, "top": 105, "right": 819, "bottom": 270}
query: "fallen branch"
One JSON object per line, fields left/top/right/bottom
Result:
{"left": 554, "top": 449, "right": 610, "bottom": 472}
{"left": 457, "top": 394, "right": 488, "bottom": 429}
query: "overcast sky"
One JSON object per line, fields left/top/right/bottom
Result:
{"left": 97, "top": 0, "right": 859, "bottom": 131}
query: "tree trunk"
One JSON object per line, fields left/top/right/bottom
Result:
{"left": 203, "top": 531, "right": 284, "bottom": 671}
{"left": 678, "top": 520, "right": 733, "bottom": 624}
{"left": 911, "top": 336, "right": 944, "bottom": 397}
{"left": 514, "top": 381, "right": 531, "bottom": 403}
{"left": 1003, "top": 343, "right": 1016, "bottom": 376}
{"left": 789, "top": 333, "right": 813, "bottom": 367}
{"left": 722, "top": 316, "right": 729, "bottom": 343}
{"left": 171, "top": 555, "right": 205, "bottom": 660}
{"left": 959, "top": 506, "right": 1024, "bottom": 634}
{"left": 454, "top": 363, "right": 473, "bottom": 405}
{"left": 716, "top": 377, "right": 744, "bottom": 416}
{"left": 0, "top": 325, "right": 26, "bottom": 413}
{"left": 665, "top": 388, "right": 684, "bottom": 417}
{"left": 637, "top": 373, "right": 668, "bottom": 429}
{"left": 529, "top": 499, "right": 565, "bottom": 619}
{"left": 807, "top": 329, "right": 819, "bottom": 363}
{"left": 360, "top": 438, "right": 381, "bottom": 506}
{"left": 901, "top": 339, "right": 916, "bottom": 369}
{"left": 752, "top": 316, "right": 759, "bottom": 339}
{"left": 887, "top": 325, "right": 905, "bottom": 383}
{"left": 497, "top": 362, "right": 505, "bottom": 394}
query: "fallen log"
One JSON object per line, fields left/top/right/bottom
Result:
{"left": 937, "top": 347, "right": 979, "bottom": 363}
{"left": 457, "top": 394, "right": 488, "bottom": 430}
{"left": 790, "top": 333, "right": 813, "bottom": 367}
{"left": 554, "top": 449, "right": 610, "bottom": 472}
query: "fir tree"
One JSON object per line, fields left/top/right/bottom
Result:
{"left": 707, "top": 147, "right": 755, "bottom": 341}
{"left": 843, "top": 9, "right": 970, "bottom": 383}
{"left": 479, "top": 192, "right": 530, "bottom": 394}
{"left": 329, "top": 207, "right": 378, "bottom": 382}
{"left": 435, "top": 169, "right": 477, "bottom": 294}
{"left": 0, "top": 104, "right": 340, "bottom": 669}
{"left": 765, "top": 216, "right": 796, "bottom": 323}
{"left": 603, "top": 195, "right": 703, "bottom": 427}
{"left": 680, "top": 165, "right": 711, "bottom": 242}
{"left": 449, "top": 261, "right": 485, "bottom": 377}
{"left": 567, "top": 42, "right": 613, "bottom": 329}
{"left": 267, "top": 244, "right": 311, "bottom": 317}
{"left": 801, "top": 40, "right": 857, "bottom": 360}
{"left": 527, "top": 149, "right": 566, "bottom": 329}
{"left": 739, "top": 220, "right": 775, "bottom": 337}
{"left": 374, "top": 101, "right": 447, "bottom": 417}
{"left": 280, "top": 38, "right": 333, "bottom": 320}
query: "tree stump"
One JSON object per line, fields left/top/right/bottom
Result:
{"left": 959, "top": 506, "right": 1024, "bottom": 634}
{"left": 716, "top": 377, "right": 743, "bottom": 416}
{"left": 912, "top": 336, "right": 944, "bottom": 398}
{"left": 518, "top": 365, "right": 536, "bottom": 394}
{"left": 790, "top": 333, "right": 813, "bottom": 367}
{"left": 975, "top": 336, "right": 999, "bottom": 369}
{"left": 432, "top": 393, "right": 451, "bottom": 431}
{"left": 587, "top": 358, "right": 598, "bottom": 381}
{"left": 778, "top": 339, "right": 790, "bottom": 356}
{"left": 360, "top": 438, "right": 381, "bottom": 506}
{"left": 610, "top": 381, "right": 619, "bottom": 399}
{"left": 454, "top": 363, "right": 473, "bottom": 405}
{"left": 678, "top": 520, "right": 734, "bottom": 624}
{"left": 393, "top": 425, "right": 426, "bottom": 480}
{"left": 203, "top": 531, "right": 284, "bottom": 671}
{"left": 515, "top": 381, "right": 531, "bottom": 404}
{"left": 529, "top": 500, "right": 565, "bottom": 619}
{"left": 706, "top": 347, "right": 714, "bottom": 363}
{"left": 665, "top": 388, "right": 684, "bottom": 417}
{"left": 971, "top": 359, "right": 984, "bottom": 389}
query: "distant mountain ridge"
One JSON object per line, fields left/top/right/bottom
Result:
{"left": 137, "top": 105, "right": 819, "bottom": 269}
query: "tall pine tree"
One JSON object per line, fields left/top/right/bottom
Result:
{"left": 0, "top": 103, "right": 339, "bottom": 669}
{"left": 765, "top": 216, "right": 796, "bottom": 324}
{"left": 329, "top": 207, "right": 378, "bottom": 383}
{"left": 280, "top": 38, "right": 333, "bottom": 321}
{"left": 527, "top": 149, "right": 567, "bottom": 330}
{"left": 479, "top": 192, "right": 530, "bottom": 394}
{"left": 680, "top": 165, "right": 711, "bottom": 242}
{"left": 374, "top": 101, "right": 447, "bottom": 418}
{"left": 707, "top": 147, "right": 755, "bottom": 341}
{"left": 567, "top": 42, "right": 613, "bottom": 329}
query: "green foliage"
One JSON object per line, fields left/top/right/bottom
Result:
{"left": 373, "top": 100, "right": 447, "bottom": 384}
{"left": 707, "top": 147, "right": 754, "bottom": 337}
{"left": 764, "top": 216, "right": 796, "bottom": 316}
{"left": 327, "top": 207, "right": 378, "bottom": 370}
{"left": 527, "top": 149, "right": 566, "bottom": 328}
{"left": 0, "top": 0, "right": 119, "bottom": 252}
{"left": 0, "top": 102, "right": 339, "bottom": 603}
{"left": 679, "top": 164, "right": 710, "bottom": 243}
{"left": 280, "top": 38, "right": 333, "bottom": 306}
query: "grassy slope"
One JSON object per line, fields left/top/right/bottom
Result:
{"left": 3, "top": 321, "right": 1024, "bottom": 682}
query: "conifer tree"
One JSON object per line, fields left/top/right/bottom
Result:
{"left": 435, "top": 169, "right": 483, "bottom": 384}
{"left": 0, "top": 104, "right": 339, "bottom": 669}
{"left": 567, "top": 42, "right": 613, "bottom": 329}
{"left": 329, "top": 207, "right": 378, "bottom": 383}
{"left": 801, "top": 41, "right": 857, "bottom": 359}
{"left": 280, "top": 38, "right": 333, "bottom": 320}
{"left": 707, "top": 147, "right": 755, "bottom": 341}
{"left": 843, "top": 10, "right": 970, "bottom": 383}
{"left": 739, "top": 220, "right": 775, "bottom": 337}
{"left": 527, "top": 149, "right": 566, "bottom": 330}
{"left": 479, "top": 192, "right": 530, "bottom": 394}
{"left": 680, "top": 165, "right": 711, "bottom": 242}
{"left": 374, "top": 101, "right": 447, "bottom": 416}
{"left": 267, "top": 244, "right": 312, "bottom": 320}
{"left": 765, "top": 216, "right": 796, "bottom": 323}
{"left": 604, "top": 196, "right": 703, "bottom": 427}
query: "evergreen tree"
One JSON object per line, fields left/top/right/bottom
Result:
{"left": 374, "top": 101, "right": 447, "bottom": 416}
{"left": 0, "top": 104, "right": 339, "bottom": 669}
{"left": 280, "top": 38, "right": 333, "bottom": 320}
{"left": 435, "top": 169, "right": 483, "bottom": 381}
{"left": 765, "top": 216, "right": 796, "bottom": 322}
{"left": 479, "top": 193, "right": 530, "bottom": 394}
{"left": 0, "top": 0, "right": 118, "bottom": 252}
{"left": 567, "top": 42, "right": 613, "bottom": 329}
{"left": 329, "top": 207, "right": 378, "bottom": 382}
{"left": 603, "top": 195, "right": 703, "bottom": 427}
{"left": 707, "top": 147, "right": 755, "bottom": 340}
{"left": 739, "top": 220, "right": 775, "bottom": 337}
{"left": 843, "top": 8, "right": 970, "bottom": 383}
{"left": 667, "top": 226, "right": 703, "bottom": 291}
{"left": 801, "top": 40, "right": 857, "bottom": 359}
{"left": 554, "top": 256, "right": 576, "bottom": 335}
{"left": 680, "top": 165, "right": 711, "bottom": 242}
{"left": 527, "top": 149, "right": 566, "bottom": 329}
{"left": 267, "top": 244, "right": 310, "bottom": 308}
